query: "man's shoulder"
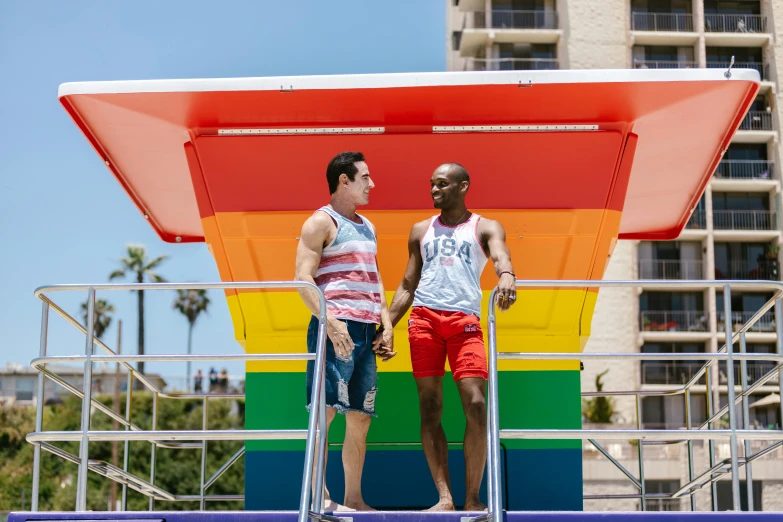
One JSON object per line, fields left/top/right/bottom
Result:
{"left": 301, "top": 209, "right": 336, "bottom": 241}
{"left": 476, "top": 216, "right": 503, "bottom": 234}
{"left": 410, "top": 217, "right": 432, "bottom": 239}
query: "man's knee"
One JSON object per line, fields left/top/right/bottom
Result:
{"left": 346, "top": 410, "right": 372, "bottom": 434}
{"left": 464, "top": 395, "right": 486, "bottom": 424}
{"left": 419, "top": 393, "right": 443, "bottom": 426}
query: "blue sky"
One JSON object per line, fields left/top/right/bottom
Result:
{"left": 0, "top": 1, "right": 444, "bottom": 385}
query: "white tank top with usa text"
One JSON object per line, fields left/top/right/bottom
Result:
{"left": 413, "top": 214, "right": 489, "bottom": 318}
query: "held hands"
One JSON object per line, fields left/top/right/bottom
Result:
{"left": 326, "top": 317, "right": 355, "bottom": 360}
{"left": 495, "top": 272, "right": 517, "bottom": 312}
{"left": 372, "top": 323, "right": 396, "bottom": 362}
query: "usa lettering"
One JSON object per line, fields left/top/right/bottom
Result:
{"left": 423, "top": 238, "right": 472, "bottom": 265}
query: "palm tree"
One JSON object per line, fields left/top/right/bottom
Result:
{"left": 80, "top": 298, "right": 115, "bottom": 341}
{"left": 173, "top": 289, "right": 210, "bottom": 391}
{"left": 109, "top": 244, "right": 167, "bottom": 377}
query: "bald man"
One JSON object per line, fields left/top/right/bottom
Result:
{"left": 378, "top": 163, "right": 517, "bottom": 511}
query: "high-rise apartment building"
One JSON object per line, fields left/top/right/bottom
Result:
{"left": 447, "top": 0, "right": 782, "bottom": 511}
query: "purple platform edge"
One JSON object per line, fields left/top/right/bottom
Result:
{"left": 8, "top": 512, "right": 783, "bottom": 522}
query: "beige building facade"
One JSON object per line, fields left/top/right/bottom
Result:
{"left": 447, "top": 0, "right": 782, "bottom": 511}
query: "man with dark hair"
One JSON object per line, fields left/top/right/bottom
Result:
{"left": 295, "top": 151, "right": 394, "bottom": 511}
{"left": 379, "top": 162, "right": 516, "bottom": 512}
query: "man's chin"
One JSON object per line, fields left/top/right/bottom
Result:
{"left": 433, "top": 200, "right": 443, "bottom": 209}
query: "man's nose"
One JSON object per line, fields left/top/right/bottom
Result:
{"left": 368, "top": 177, "right": 375, "bottom": 189}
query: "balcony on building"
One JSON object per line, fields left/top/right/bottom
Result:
{"left": 457, "top": 0, "right": 560, "bottom": 56}
{"left": 714, "top": 242, "right": 780, "bottom": 281}
{"left": 713, "top": 144, "right": 775, "bottom": 190}
{"left": 716, "top": 291, "right": 776, "bottom": 333}
{"left": 638, "top": 241, "right": 705, "bottom": 280}
{"left": 463, "top": 44, "right": 559, "bottom": 70}
{"left": 641, "top": 341, "right": 707, "bottom": 385}
{"left": 679, "top": 197, "right": 707, "bottom": 240}
{"left": 717, "top": 342, "right": 780, "bottom": 387}
{"left": 640, "top": 291, "right": 708, "bottom": 334}
{"left": 732, "top": 94, "right": 776, "bottom": 143}
{"left": 630, "top": 0, "right": 697, "bottom": 46}
{"left": 632, "top": 45, "right": 696, "bottom": 70}
{"left": 712, "top": 192, "right": 777, "bottom": 235}
{"left": 704, "top": 0, "right": 771, "bottom": 47}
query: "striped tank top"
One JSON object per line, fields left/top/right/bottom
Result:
{"left": 413, "top": 213, "right": 488, "bottom": 317}
{"left": 314, "top": 206, "right": 382, "bottom": 324}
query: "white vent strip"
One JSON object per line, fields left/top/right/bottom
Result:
{"left": 433, "top": 125, "right": 599, "bottom": 133}
{"left": 217, "top": 127, "right": 385, "bottom": 136}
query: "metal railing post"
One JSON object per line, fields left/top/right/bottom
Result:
{"left": 313, "top": 331, "right": 328, "bottom": 514}
{"left": 149, "top": 392, "right": 158, "bottom": 510}
{"left": 31, "top": 301, "right": 49, "bottom": 512}
{"left": 685, "top": 388, "right": 696, "bottom": 511}
{"left": 487, "top": 288, "right": 503, "bottom": 518}
{"left": 777, "top": 299, "right": 783, "bottom": 435}
{"left": 297, "top": 291, "right": 329, "bottom": 522}
{"left": 739, "top": 332, "right": 754, "bottom": 510}
{"left": 200, "top": 395, "right": 208, "bottom": 511}
{"left": 722, "top": 285, "right": 742, "bottom": 510}
{"left": 636, "top": 394, "right": 646, "bottom": 511}
{"left": 121, "top": 370, "right": 133, "bottom": 510}
{"left": 704, "top": 365, "right": 719, "bottom": 510}
{"left": 486, "top": 375, "right": 494, "bottom": 517}
{"left": 75, "top": 287, "right": 96, "bottom": 511}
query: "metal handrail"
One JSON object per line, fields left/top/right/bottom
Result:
{"left": 29, "top": 281, "right": 330, "bottom": 522}
{"left": 631, "top": 12, "right": 694, "bottom": 32}
{"left": 714, "top": 159, "right": 774, "bottom": 180}
{"left": 704, "top": 13, "right": 768, "bottom": 34}
{"left": 484, "top": 279, "right": 783, "bottom": 518}
{"left": 464, "top": 57, "right": 559, "bottom": 71}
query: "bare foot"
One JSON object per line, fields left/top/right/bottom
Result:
{"left": 426, "top": 499, "right": 456, "bottom": 511}
{"left": 463, "top": 500, "right": 488, "bottom": 512}
{"left": 322, "top": 500, "right": 354, "bottom": 512}
{"left": 343, "top": 499, "right": 376, "bottom": 511}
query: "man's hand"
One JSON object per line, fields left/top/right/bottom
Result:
{"left": 495, "top": 272, "right": 517, "bottom": 312}
{"left": 372, "top": 324, "right": 396, "bottom": 362}
{"left": 327, "top": 317, "right": 355, "bottom": 360}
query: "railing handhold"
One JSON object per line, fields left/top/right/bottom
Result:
{"left": 725, "top": 55, "right": 735, "bottom": 79}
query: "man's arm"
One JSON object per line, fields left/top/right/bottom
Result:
{"left": 294, "top": 213, "right": 355, "bottom": 358}
{"left": 480, "top": 219, "right": 517, "bottom": 312}
{"left": 373, "top": 271, "right": 397, "bottom": 361}
{"left": 387, "top": 221, "right": 428, "bottom": 327}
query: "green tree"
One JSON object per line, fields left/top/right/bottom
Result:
{"left": 582, "top": 369, "right": 616, "bottom": 424}
{"left": 80, "top": 298, "right": 115, "bottom": 340}
{"left": 173, "top": 289, "right": 211, "bottom": 391}
{"left": 109, "top": 245, "right": 168, "bottom": 377}
{"left": 0, "top": 394, "right": 245, "bottom": 512}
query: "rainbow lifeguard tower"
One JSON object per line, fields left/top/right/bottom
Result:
{"left": 13, "top": 68, "right": 783, "bottom": 522}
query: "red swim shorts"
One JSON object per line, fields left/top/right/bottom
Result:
{"left": 407, "top": 306, "right": 488, "bottom": 380}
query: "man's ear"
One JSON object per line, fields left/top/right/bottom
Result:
{"left": 339, "top": 173, "right": 349, "bottom": 187}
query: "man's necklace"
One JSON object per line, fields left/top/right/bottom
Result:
{"left": 442, "top": 209, "right": 469, "bottom": 227}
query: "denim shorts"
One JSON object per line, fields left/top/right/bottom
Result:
{"left": 305, "top": 316, "right": 378, "bottom": 417}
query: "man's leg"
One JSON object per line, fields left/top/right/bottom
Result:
{"left": 456, "top": 377, "right": 487, "bottom": 512}
{"left": 342, "top": 411, "right": 373, "bottom": 510}
{"left": 312, "top": 407, "right": 337, "bottom": 508}
{"left": 416, "top": 376, "right": 455, "bottom": 511}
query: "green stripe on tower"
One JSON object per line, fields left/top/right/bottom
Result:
{"left": 245, "top": 370, "right": 581, "bottom": 452}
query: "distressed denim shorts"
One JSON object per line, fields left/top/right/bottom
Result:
{"left": 305, "top": 316, "right": 378, "bottom": 417}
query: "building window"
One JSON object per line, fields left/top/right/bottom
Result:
{"left": 716, "top": 480, "right": 763, "bottom": 511}
{"left": 642, "top": 395, "right": 707, "bottom": 429}
{"left": 704, "top": 1, "right": 761, "bottom": 16}
{"left": 645, "top": 480, "right": 681, "bottom": 511}
{"left": 15, "top": 378, "right": 34, "bottom": 402}
{"left": 641, "top": 342, "right": 707, "bottom": 384}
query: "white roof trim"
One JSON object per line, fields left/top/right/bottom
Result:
{"left": 58, "top": 69, "right": 760, "bottom": 98}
